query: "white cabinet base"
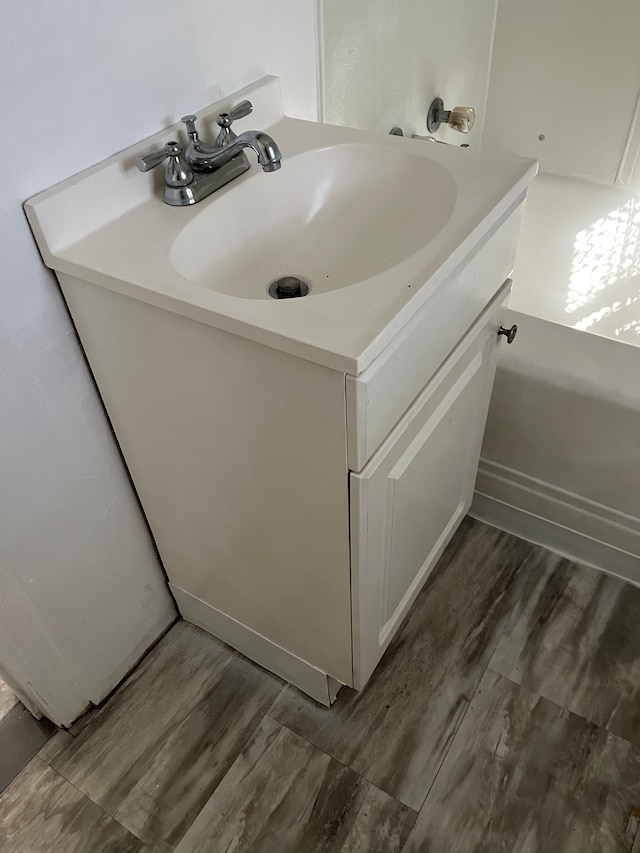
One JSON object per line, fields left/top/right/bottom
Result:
{"left": 171, "top": 584, "right": 343, "bottom": 706}
{"left": 53, "top": 215, "right": 521, "bottom": 703}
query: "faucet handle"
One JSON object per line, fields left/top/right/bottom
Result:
{"left": 447, "top": 106, "right": 475, "bottom": 134}
{"left": 215, "top": 99, "right": 253, "bottom": 147}
{"left": 427, "top": 97, "right": 476, "bottom": 134}
{"left": 227, "top": 99, "right": 253, "bottom": 122}
{"left": 136, "top": 141, "right": 192, "bottom": 188}
{"left": 136, "top": 143, "right": 173, "bottom": 172}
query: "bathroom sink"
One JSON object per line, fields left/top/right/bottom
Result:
{"left": 169, "top": 144, "right": 457, "bottom": 299}
{"left": 25, "top": 76, "right": 538, "bottom": 374}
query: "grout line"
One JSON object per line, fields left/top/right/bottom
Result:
{"left": 0, "top": 704, "right": 57, "bottom": 795}
{"left": 0, "top": 691, "right": 19, "bottom": 725}
{"left": 168, "top": 708, "right": 286, "bottom": 852}
{"left": 26, "top": 758, "right": 158, "bottom": 851}
{"left": 265, "top": 711, "right": 419, "bottom": 818}
{"left": 411, "top": 683, "right": 479, "bottom": 817}
{"left": 263, "top": 683, "right": 289, "bottom": 718}
{"left": 171, "top": 710, "right": 419, "bottom": 852}
{"left": 410, "top": 542, "right": 534, "bottom": 816}
{"left": 484, "top": 662, "right": 640, "bottom": 752}
{"left": 0, "top": 755, "right": 35, "bottom": 798}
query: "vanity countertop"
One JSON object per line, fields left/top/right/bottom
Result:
{"left": 25, "top": 77, "right": 537, "bottom": 375}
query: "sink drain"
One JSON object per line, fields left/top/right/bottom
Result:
{"left": 268, "top": 276, "right": 310, "bottom": 299}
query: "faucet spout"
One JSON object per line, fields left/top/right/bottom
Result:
{"left": 234, "top": 130, "right": 282, "bottom": 172}
{"left": 187, "top": 130, "right": 282, "bottom": 173}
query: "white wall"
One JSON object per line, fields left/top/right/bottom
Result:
{"left": 484, "top": 0, "right": 640, "bottom": 186}
{"left": 321, "top": 0, "right": 498, "bottom": 145}
{"left": 1, "top": 0, "right": 319, "bottom": 726}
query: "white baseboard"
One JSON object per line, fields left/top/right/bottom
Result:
{"left": 170, "top": 584, "right": 342, "bottom": 707}
{"left": 472, "top": 459, "right": 640, "bottom": 586}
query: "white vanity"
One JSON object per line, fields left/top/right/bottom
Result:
{"left": 26, "top": 78, "right": 537, "bottom": 704}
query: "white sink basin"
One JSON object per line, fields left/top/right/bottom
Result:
{"left": 170, "top": 143, "right": 457, "bottom": 299}
{"left": 25, "top": 76, "right": 537, "bottom": 374}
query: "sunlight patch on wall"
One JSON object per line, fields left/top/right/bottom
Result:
{"left": 568, "top": 193, "right": 640, "bottom": 338}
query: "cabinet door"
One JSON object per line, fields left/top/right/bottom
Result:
{"left": 350, "top": 300, "right": 505, "bottom": 689}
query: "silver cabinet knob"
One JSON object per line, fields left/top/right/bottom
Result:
{"left": 498, "top": 324, "right": 518, "bottom": 344}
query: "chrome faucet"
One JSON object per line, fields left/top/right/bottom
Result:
{"left": 136, "top": 99, "right": 282, "bottom": 206}
{"left": 182, "top": 112, "right": 282, "bottom": 173}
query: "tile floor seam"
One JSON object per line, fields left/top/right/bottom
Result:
{"left": 52, "top": 756, "right": 165, "bottom": 849}
{"left": 484, "top": 660, "right": 628, "bottom": 741}
{"left": 68, "top": 707, "right": 102, "bottom": 737}
{"left": 7, "top": 756, "right": 157, "bottom": 850}
{"left": 0, "top": 677, "right": 19, "bottom": 721}
{"left": 166, "top": 709, "right": 296, "bottom": 851}
{"left": 403, "top": 563, "right": 530, "bottom": 819}
{"left": 401, "top": 666, "right": 640, "bottom": 851}
{"left": 173, "top": 714, "right": 417, "bottom": 852}
{"left": 396, "top": 676, "right": 488, "bottom": 853}
{"left": 264, "top": 711, "right": 420, "bottom": 818}
{"left": 485, "top": 661, "right": 640, "bottom": 759}
{"left": 37, "top": 730, "right": 74, "bottom": 768}
{"left": 0, "top": 755, "right": 39, "bottom": 799}
{"left": 0, "top": 705, "right": 57, "bottom": 795}
{"left": 50, "top": 687, "right": 262, "bottom": 853}
{"left": 0, "top": 707, "right": 18, "bottom": 726}
{"left": 41, "top": 627, "right": 285, "bottom": 852}
{"left": 409, "top": 660, "right": 493, "bottom": 821}
{"left": 402, "top": 558, "right": 546, "bottom": 825}
{"left": 264, "top": 683, "right": 288, "bottom": 717}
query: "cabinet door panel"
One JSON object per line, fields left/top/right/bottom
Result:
{"left": 383, "top": 351, "right": 485, "bottom": 625}
{"left": 351, "top": 298, "right": 506, "bottom": 689}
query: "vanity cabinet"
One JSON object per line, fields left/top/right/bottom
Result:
{"left": 54, "top": 204, "right": 522, "bottom": 707}
{"left": 24, "top": 75, "right": 537, "bottom": 709}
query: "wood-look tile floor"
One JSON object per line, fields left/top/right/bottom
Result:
{"left": 0, "top": 677, "right": 18, "bottom": 721}
{"left": 3, "top": 516, "right": 640, "bottom": 852}
{"left": 0, "top": 677, "right": 56, "bottom": 796}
